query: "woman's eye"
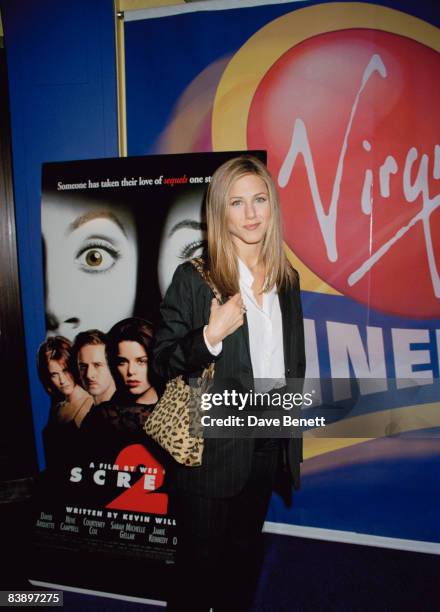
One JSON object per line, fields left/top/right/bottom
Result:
{"left": 76, "top": 242, "right": 120, "bottom": 273}
{"left": 255, "top": 195, "right": 268, "bottom": 204}
{"left": 85, "top": 250, "right": 103, "bottom": 267}
{"left": 230, "top": 200, "right": 242, "bottom": 207}
{"left": 179, "top": 239, "right": 207, "bottom": 260}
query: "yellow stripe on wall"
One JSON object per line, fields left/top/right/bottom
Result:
{"left": 304, "top": 401, "right": 440, "bottom": 460}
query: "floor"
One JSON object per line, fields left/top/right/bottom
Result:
{"left": 1, "top": 499, "right": 438, "bottom": 611}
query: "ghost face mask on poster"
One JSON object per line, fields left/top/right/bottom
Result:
{"left": 42, "top": 194, "right": 138, "bottom": 341}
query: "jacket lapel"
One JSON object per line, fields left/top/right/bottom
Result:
{"left": 278, "top": 287, "right": 294, "bottom": 374}
{"left": 240, "top": 314, "right": 253, "bottom": 374}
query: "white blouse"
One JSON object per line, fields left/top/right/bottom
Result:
{"left": 204, "top": 258, "right": 286, "bottom": 391}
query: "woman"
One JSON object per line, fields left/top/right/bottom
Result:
{"left": 153, "top": 155, "right": 306, "bottom": 611}
{"left": 107, "top": 317, "right": 159, "bottom": 425}
{"left": 37, "top": 336, "right": 93, "bottom": 470}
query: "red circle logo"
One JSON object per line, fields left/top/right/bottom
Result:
{"left": 248, "top": 29, "right": 440, "bottom": 318}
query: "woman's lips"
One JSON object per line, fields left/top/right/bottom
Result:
{"left": 127, "top": 380, "right": 141, "bottom": 387}
{"left": 243, "top": 223, "right": 260, "bottom": 230}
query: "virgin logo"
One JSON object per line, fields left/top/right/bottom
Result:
{"left": 248, "top": 29, "right": 440, "bottom": 318}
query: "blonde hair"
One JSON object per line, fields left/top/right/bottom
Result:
{"left": 206, "top": 155, "right": 296, "bottom": 296}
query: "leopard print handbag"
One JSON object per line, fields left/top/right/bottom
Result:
{"left": 144, "top": 259, "right": 220, "bottom": 466}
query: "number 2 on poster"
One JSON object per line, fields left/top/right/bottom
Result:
{"left": 106, "top": 444, "right": 168, "bottom": 514}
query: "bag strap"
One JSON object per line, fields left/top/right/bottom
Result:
{"left": 190, "top": 257, "right": 223, "bottom": 303}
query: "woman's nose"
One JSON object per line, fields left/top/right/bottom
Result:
{"left": 244, "top": 201, "right": 257, "bottom": 219}
{"left": 45, "top": 312, "right": 59, "bottom": 332}
{"left": 127, "top": 362, "right": 136, "bottom": 375}
{"left": 45, "top": 311, "right": 80, "bottom": 340}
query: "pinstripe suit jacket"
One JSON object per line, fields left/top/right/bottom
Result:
{"left": 152, "top": 260, "right": 306, "bottom": 498}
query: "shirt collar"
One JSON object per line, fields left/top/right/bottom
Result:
{"left": 237, "top": 257, "right": 254, "bottom": 288}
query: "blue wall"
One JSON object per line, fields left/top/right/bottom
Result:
{"left": 1, "top": 0, "right": 118, "bottom": 467}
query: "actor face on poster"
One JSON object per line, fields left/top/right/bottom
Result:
{"left": 42, "top": 193, "right": 138, "bottom": 341}
{"left": 37, "top": 335, "right": 93, "bottom": 469}
{"left": 73, "top": 329, "right": 116, "bottom": 405}
{"left": 157, "top": 188, "right": 206, "bottom": 297}
{"left": 107, "top": 318, "right": 159, "bottom": 408}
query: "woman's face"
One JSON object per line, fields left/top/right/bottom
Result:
{"left": 226, "top": 174, "right": 271, "bottom": 251}
{"left": 42, "top": 195, "right": 138, "bottom": 341}
{"left": 116, "top": 340, "right": 149, "bottom": 396}
{"left": 48, "top": 359, "right": 75, "bottom": 397}
{"left": 157, "top": 190, "right": 206, "bottom": 296}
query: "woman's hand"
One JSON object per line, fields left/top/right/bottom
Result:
{"left": 205, "top": 293, "right": 245, "bottom": 346}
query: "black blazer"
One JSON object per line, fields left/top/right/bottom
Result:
{"left": 153, "top": 261, "right": 306, "bottom": 498}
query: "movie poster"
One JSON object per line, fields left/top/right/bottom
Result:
{"left": 32, "top": 151, "right": 265, "bottom": 596}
